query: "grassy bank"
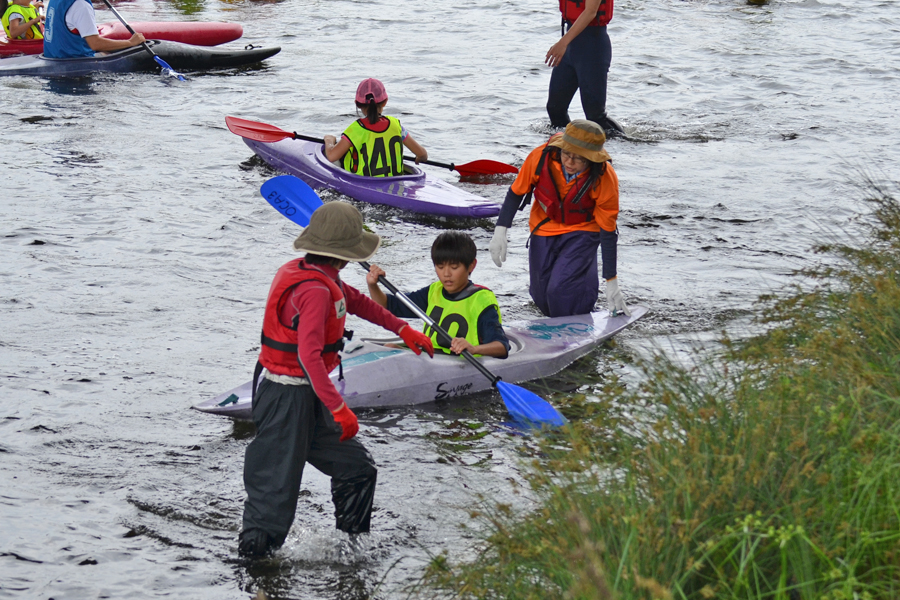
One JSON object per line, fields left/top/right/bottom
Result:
{"left": 421, "top": 185, "right": 900, "bottom": 600}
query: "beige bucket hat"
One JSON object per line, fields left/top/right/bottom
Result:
{"left": 548, "top": 119, "right": 611, "bottom": 163}
{"left": 292, "top": 202, "right": 381, "bottom": 262}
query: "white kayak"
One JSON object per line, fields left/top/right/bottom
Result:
{"left": 192, "top": 307, "right": 648, "bottom": 419}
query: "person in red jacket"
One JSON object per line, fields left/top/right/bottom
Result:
{"left": 239, "top": 201, "right": 434, "bottom": 558}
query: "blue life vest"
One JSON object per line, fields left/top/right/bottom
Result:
{"left": 43, "top": 0, "right": 94, "bottom": 58}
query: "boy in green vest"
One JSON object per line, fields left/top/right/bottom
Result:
{"left": 2, "top": 0, "right": 43, "bottom": 40}
{"left": 367, "top": 231, "right": 509, "bottom": 358}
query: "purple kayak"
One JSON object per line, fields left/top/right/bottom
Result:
{"left": 242, "top": 137, "right": 502, "bottom": 218}
{"left": 193, "top": 307, "right": 648, "bottom": 419}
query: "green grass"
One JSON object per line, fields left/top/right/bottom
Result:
{"left": 418, "top": 184, "right": 900, "bottom": 600}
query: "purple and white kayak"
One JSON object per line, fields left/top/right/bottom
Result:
{"left": 242, "top": 137, "right": 501, "bottom": 219}
{"left": 192, "top": 307, "right": 648, "bottom": 419}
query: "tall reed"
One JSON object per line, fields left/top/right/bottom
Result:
{"left": 421, "top": 184, "right": 900, "bottom": 600}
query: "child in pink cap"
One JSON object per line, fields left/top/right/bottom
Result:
{"left": 324, "top": 78, "right": 428, "bottom": 177}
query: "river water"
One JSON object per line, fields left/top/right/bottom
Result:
{"left": 1, "top": 0, "right": 898, "bottom": 597}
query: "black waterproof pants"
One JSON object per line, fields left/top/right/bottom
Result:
{"left": 546, "top": 25, "right": 613, "bottom": 129}
{"left": 241, "top": 379, "right": 377, "bottom": 550}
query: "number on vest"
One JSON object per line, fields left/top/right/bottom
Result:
{"left": 360, "top": 135, "right": 404, "bottom": 177}
{"left": 368, "top": 138, "right": 390, "bottom": 177}
{"left": 426, "top": 306, "right": 470, "bottom": 349}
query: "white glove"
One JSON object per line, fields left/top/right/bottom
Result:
{"left": 605, "top": 277, "right": 631, "bottom": 317}
{"left": 489, "top": 226, "right": 508, "bottom": 267}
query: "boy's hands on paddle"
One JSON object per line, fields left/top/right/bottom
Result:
{"left": 366, "top": 264, "right": 385, "bottom": 286}
{"left": 399, "top": 325, "right": 435, "bottom": 358}
{"left": 448, "top": 337, "right": 476, "bottom": 356}
{"left": 331, "top": 403, "right": 359, "bottom": 442}
{"left": 365, "top": 264, "right": 389, "bottom": 308}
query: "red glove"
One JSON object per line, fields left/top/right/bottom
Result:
{"left": 399, "top": 325, "right": 434, "bottom": 358}
{"left": 331, "top": 404, "right": 359, "bottom": 442}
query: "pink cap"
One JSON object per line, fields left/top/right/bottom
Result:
{"left": 355, "top": 78, "right": 388, "bottom": 104}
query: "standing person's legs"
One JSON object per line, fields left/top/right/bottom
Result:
{"left": 240, "top": 380, "right": 316, "bottom": 555}
{"left": 306, "top": 401, "right": 378, "bottom": 534}
{"left": 529, "top": 233, "right": 564, "bottom": 316}
{"left": 546, "top": 50, "right": 580, "bottom": 128}
{"left": 531, "top": 231, "right": 601, "bottom": 317}
{"left": 570, "top": 27, "right": 620, "bottom": 134}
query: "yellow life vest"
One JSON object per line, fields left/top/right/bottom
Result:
{"left": 423, "top": 281, "right": 502, "bottom": 355}
{"left": 2, "top": 3, "right": 42, "bottom": 40}
{"left": 341, "top": 116, "right": 405, "bottom": 177}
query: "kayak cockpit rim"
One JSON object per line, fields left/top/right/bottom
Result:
{"left": 358, "top": 333, "right": 524, "bottom": 356}
{"left": 37, "top": 42, "right": 153, "bottom": 62}
{"left": 313, "top": 145, "right": 427, "bottom": 182}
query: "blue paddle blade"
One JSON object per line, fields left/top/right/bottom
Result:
{"left": 260, "top": 175, "right": 324, "bottom": 227}
{"left": 153, "top": 56, "right": 186, "bottom": 81}
{"left": 496, "top": 380, "right": 567, "bottom": 427}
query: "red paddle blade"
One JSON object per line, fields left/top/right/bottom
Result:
{"left": 225, "top": 116, "right": 294, "bottom": 143}
{"left": 454, "top": 159, "right": 519, "bottom": 177}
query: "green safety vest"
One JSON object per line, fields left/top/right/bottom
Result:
{"left": 342, "top": 116, "right": 405, "bottom": 177}
{"left": 423, "top": 281, "right": 502, "bottom": 355}
{"left": 2, "top": 3, "right": 42, "bottom": 40}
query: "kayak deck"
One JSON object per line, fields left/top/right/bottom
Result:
{"left": 0, "top": 40, "right": 280, "bottom": 77}
{"left": 193, "top": 307, "right": 648, "bottom": 419}
{"left": 0, "top": 21, "right": 243, "bottom": 57}
{"left": 243, "top": 137, "right": 502, "bottom": 219}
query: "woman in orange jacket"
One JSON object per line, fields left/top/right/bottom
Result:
{"left": 489, "top": 120, "right": 630, "bottom": 317}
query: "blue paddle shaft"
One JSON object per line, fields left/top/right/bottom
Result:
{"left": 363, "top": 265, "right": 567, "bottom": 427}
{"left": 99, "top": 0, "right": 186, "bottom": 81}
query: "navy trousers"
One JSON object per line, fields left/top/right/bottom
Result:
{"left": 241, "top": 379, "right": 377, "bottom": 549}
{"left": 546, "top": 25, "right": 612, "bottom": 128}
{"left": 529, "top": 231, "right": 602, "bottom": 317}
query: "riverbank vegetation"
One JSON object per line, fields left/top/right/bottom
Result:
{"left": 421, "top": 184, "right": 900, "bottom": 599}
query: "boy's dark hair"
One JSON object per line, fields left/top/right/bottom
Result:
{"left": 431, "top": 231, "right": 477, "bottom": 267}
{"left": 305, "top": 253, "right": 346, "bottom": 268}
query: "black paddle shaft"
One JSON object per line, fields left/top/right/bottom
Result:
{"left": 291, "top": 133, "right": 456, "bottom": 172}
{"left": 358, "top": 262, "right": 500, "bottom": 386}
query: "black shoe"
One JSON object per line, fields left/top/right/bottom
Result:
{"left": 595, "top": 114, "right": 626, "bottom": 138}
{"left": 238, "top": 528, "right": 273, "bottom": 557}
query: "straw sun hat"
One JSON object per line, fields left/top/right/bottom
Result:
{"left": 292, "top": 202, "right": 381, "bottom": 262}
{"left": 548, "top": 119, "right": 611, "bottom": 164}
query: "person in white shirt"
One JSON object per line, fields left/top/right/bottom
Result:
{"left": 43, "top": 0, "right": 143, "bottom": 58}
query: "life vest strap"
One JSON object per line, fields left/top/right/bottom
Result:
{"left": 261, "top": 331, "right": 298, "bottom": 353}
{"left": 251, "top": 360, "right": 264, "bottom": 404}
{"left": 526, "top": 217, "right": 553, "bottom": 248}
{"left": 323, "top": 329, "right": 352, "bottom": 354}
{"left": 263, "top": 327, "right": 352, "bottom": 355}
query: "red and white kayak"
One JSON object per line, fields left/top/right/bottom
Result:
{"left": 0, "top": 21, "right": 242, "bottom": 57}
